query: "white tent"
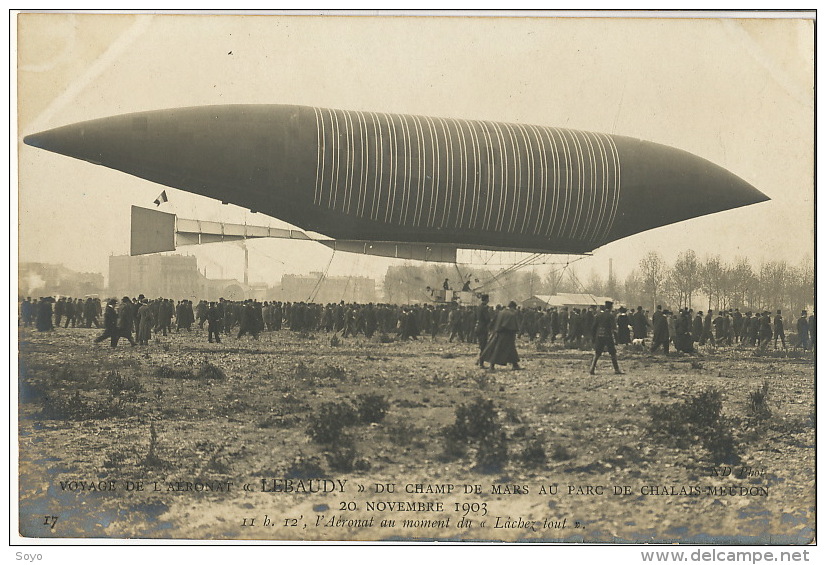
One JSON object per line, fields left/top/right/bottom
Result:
{"left": 522, "top": 293, "right": 614, "bottom": 309}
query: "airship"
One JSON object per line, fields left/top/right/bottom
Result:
{"left": 23, "top": 105, "right": 768, "bottom": 260}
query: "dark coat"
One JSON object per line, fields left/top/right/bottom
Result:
{"left": 103, "top": 305, "right": 117, "bottom": 331}
{"left": 480, "top": 308, "right": 520, "bottom": 366}
{"left": 476, "top": 304, "right": 492, "bottom": 336}
{"left": 616, "top": 312, "right": 630, "bottom": 344}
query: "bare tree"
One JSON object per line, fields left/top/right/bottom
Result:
{"left": 550, "top": 264, "right": 582, "bottom": 294}
{"left": 521, "top": 269, "right": 545, "bottom": 298}
{"left": 639, "top": 251, "right": 668, "bottom": 309}
{"left": 586, "top": 269, "right": 605, "bottom": 296}
{"left": 544, "top": 266, "right": 566, "bottom": 295}
{"left": 661, "top": 271, "right": 682, "bottom": 310}
{"left": 700, "top": 255, "right": 726, "bottom": 310}
{"left": 670, "top": 249, "right": 700, "bottom": 309}
{"left": 623, "top": 269, "right": 645, "bottom": 310}
{"left": 726, "top": 257, "right": 755, "bottom": 309}
{"left": 786, "top": 256, "right": 814, "bottom": 316}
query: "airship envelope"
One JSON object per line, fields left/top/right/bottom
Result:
{"left": 23, "top": 105, "right": 769, "bottom": 255}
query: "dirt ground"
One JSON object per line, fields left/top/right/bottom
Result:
{"left": 17, "top": 325, "right": 815, "bottom": 543}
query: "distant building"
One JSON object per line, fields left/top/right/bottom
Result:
{"left": 277, "top": 272, "right": 377, "bottom": 304}
{"left": 19, "top": 262, "right": 104, "bottom": 298}
{"left": 106, "top": 254, "right": 377, "bottom": 303}
{"left": 521, "top": 293, "right": 615, "bottom": 310}
{"left": 108, "top": 254, "right": 263, "bottom": 301}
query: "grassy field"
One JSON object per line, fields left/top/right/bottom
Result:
{"left": 17, "top": 325, "right": 815, "bottom": 542}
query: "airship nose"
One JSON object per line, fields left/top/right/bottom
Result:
{"left": 24, "top": 113, "right": 167, "bottom": 168}
{"left": 606, "top": 136, "right": 769, "bottom": 242}
{"left": 22, "top": 106, "right": 306, "bottom": 209}
{"left": 24, "top": 125, "right": 102, "bottom": 163}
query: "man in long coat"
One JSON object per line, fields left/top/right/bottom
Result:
{"left": 207, "top": 302, "right": 222, "bottom": 343}
{"left": 36, "top": 297, "right": 54, "bottom": 332}
{"left": 773, "top": 310, "right": 786, "bottom": 350}
{"left": 796, "top": 311, "right": 810, "bottom": 350}
{"left": 479, "top": 301, "right": 521, "bottom": 370}
{"left": 137, "top": 300, "right": 154, "bottom": 345}
{"left": 632, "top": 306, "right": 648, "bottom": 340}
{"left": 83, "top": 298, "right": 98, "bottom": 328}
{"left": 475, "top": 294, "right": 492, "bottom": 367}
{"left": 115, "top": 297, "right": 137, "bottom": 347}
{"left": 94, "top": 299, "right": 120, "bottom": 347}
{"left": 237, "top": 300, "right": 260, "bottom": 339}
{"left": 54, "top": 297, "right": 64, "bottom": 327}
{"left": 650, "top": 308, "right": 670, "bottom": 354}
{"left": 675, "top": 309, "right": 694, "bottom": 353}
{"left": 693, "top": 311, "right": 704, "bottom": 346}
{"left": 616, "top": 306, "right": 631, "bottom": 345}
{"left": 63, "top": 298, "right": 75, "bottom": 328}
{"left": 589, "top": 301, "right": 624, "bottom": 375}
{"left": 808, "top": 312, "right": 815, "bottom": 353}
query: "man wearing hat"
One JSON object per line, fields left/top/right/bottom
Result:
{"left": 797, "top": 311, "right": 810, "bottom": 350}
{"left": 757, "top": 311, "right": 773, "bottom": 350}
{"left": 616, "top": 306, "right": 631, "bottom": 345}
{"left": 650, "top": 308, "right": 670, "bottom": 354}
{"left": 94, "top": 299, "right": 120, "bottom": 347}
{"left": 589, "top": 300, "right": 624, "bottom": 375}
{"left": 475, "top": 294, "right": 492, "bottom": 367}
{"left": 479, "top": 300, "right": 522, "bottom": 370}
{"left": 115, "top": 297, "right": 137, "bottom": 347}
{"left": 773, "top": 310, "right": 786, "bottom": 350}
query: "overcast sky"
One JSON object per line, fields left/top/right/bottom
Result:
{"left": 16, "top": 12, "right": 815, "bottom": 288}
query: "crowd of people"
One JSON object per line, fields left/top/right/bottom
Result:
{"left": 617, "top": 305, "right": 817, "bottom": 355}
{"left": 19, "top": 295, "right": 815, "bottom": 360}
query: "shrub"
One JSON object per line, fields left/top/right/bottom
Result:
{"left": 748, "top": 381, "right": 772, "bottom": 420}
{"left": 387, "top": 422, "right": 424, "bottom": 447}
{"left": 142, "top": 421, "right": 170, "bottom": 469}
{"left": 472, "top": 370, "right": 494, "bottom": 390}
{"left": 318, "top": 364, "right": 347, "bottom": 380}
{"left": 439, "top": 434, "right": 468, "bottom": 461}
{"left": 203, "top": 447, "right": 231, "bottom": 474}
{"left": 475, "top": 429, "right": 509, "bottom": 473}
{"left": 295, "top": 362, "right": 348, "bottom": 382}
{"left": 53, "top": 365, "right": 95, "bottom": 384}
{"left": 215, "top": 395, "right": 251, "bottom": 416}
{"left": 258, "top": 412, "right": 300, "bottom": 429}
{"left": 18, "top": 379, "right": 45, "bottom": 404}
{"left": 444, "top": 398, "right": 500, "bottom": 442}
{"left": 324, "top": 445, "right": 358, "bottom": 472}
{"left": 307, "top": 401, "right": 360, "bottom": 444}
{"left": 103, "top": 449, "right": 132, "bottom": 469}
{"left": 42, "top": 391, "right": 122, "bottom": 420}
{"left": 503, "top": 405, "right": 522, "bottom": 424}
{"left": 550, "top": 444, "right": 573, "bottom": 461}
{"left": 293, "top": 361, "right": 311, "bottom": 379}
{"left": 196, "top": 361, "right": 226, "bottom": 380}
{"left": 647, "top": 388, "right": 739, "bottom": 464}
{"left": 519, "top": 435, "right": 547, "bottom": 467}
{"left": 154, "top": 365, "right": 195, "bottom": 380}
{"left": 442, "top": 397, "right": 510, "bottom": 473}
{"left": 356, "top": 394, "right": 390, "bottom": 423}
{"left": 104, "top": 370, "right": 144, "bottom": 399}
{"left": 286, "top": 454, "right": 326, "bottom": 479}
